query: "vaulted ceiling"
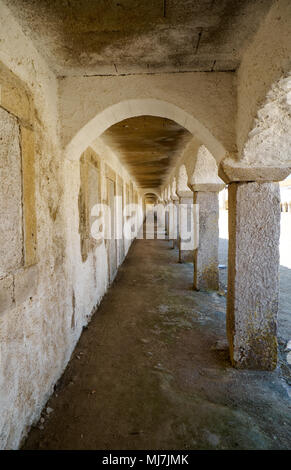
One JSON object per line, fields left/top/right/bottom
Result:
{"left": 4, "top": 0, "right": 273, "bottom": 76}
{"left": 101, "top": 116, "right": 192, "bottom": 188}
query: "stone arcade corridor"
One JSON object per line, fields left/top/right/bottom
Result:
{"left": 0, "top": 0, "right": 291, "bottom": 451}
{"left": 23, "top": 231, "right": 291, "bottom": 450}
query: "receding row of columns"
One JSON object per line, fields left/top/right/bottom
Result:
{"left": 165, "top": 184, "right": 221, "bottom": 291}
{"left": 162, "top": 179, "right": 281, "bottom": 371}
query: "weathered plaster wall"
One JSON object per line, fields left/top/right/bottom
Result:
{"left": 0, "top": 2, "right": 69, "bottom": 449}
{"left": 0, "top": 1, "right": 143, "bottom": 449}
{"left": 64, "top": 137, "right": 142, "bottom": 347}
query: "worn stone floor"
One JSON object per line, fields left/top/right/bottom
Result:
{"left": 23, "top": 231, "right": 291, "bottom": 450}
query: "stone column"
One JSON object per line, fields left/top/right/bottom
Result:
{"left": 227, "top": 182, "right": 281, "bottom": 370}
{"left": 168, "top": 201, "right": 173, "bottom": 245}
{"left": 219, "top": 157, "right": 291, "bottom": 371}
{"left": 171, "top": 197, "right": 179, "bottom": 249}
{"left": 177, "top": 191, "right": 194, "bottom": 263}
{"left": 188, "top": 145, "right": 225, "bottom": 287}
{"left": 191, "top": 186, "right": 221, "bottom": 290}
{"left": 164, "top": 201, "right": 169, "bottom": 240}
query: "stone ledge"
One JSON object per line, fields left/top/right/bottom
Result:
{"left": 219, "top": 160, "right": 291, "bottom": 183}
{"left": 190, "top": 183, "right": 225, "bottom": 192}
{"left": 177, "top": 190, "right": 193, "bottom": 199}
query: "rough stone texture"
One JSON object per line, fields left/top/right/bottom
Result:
{"left": 0, "top": 106, "right": 23, "bottom": 276}
{"left": 227, "top": 182, "right": 281, "bottom": 370}
{"left": 193, "top": 191, "right": 219, "bottom": 291}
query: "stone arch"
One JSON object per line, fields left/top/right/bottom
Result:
{"left": 144, "top": 192, "right": 158, "bottom": 196}
{"left": 144, "top": 192, "right": 158, "bottom": 204}
{"left": 143, "top": 191, "right": 159, "bottom": 199}
{"left": 140, "top": 189, "right": 160, "bottom": 199}
{"left": 65, "top": 99, "right": 226, "bottom": 164}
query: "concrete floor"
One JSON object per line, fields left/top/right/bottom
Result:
{"left": 23, "top": 229, "right": 291, "bottom": 450}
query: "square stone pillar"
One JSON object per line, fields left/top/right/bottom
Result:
{"left": 178, "top": 193, "right": 194, "bottom": 263}
{"left": 227, "top": 182, "right": 281, "bottom": 370}
{"left": 193, "top": 191, "right": 219, "bottom": 291}
{"left": 165, "top": 203, "right": 169, "bottom": 240}
{"left": 172, "top": 199, "right": 179, "bottom": 249}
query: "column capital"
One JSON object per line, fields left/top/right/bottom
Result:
{"left": 189, "top": 183, "right": 225, "bottom": 192}
{"left": 219, "top": 157, "right": 291, "bottom": 184}
{"left": 177, "top": 190, "right": 193, "bottom": 199}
